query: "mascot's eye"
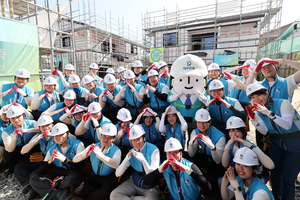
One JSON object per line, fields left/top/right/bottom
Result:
{"left": 196, "top": 79, "right": 199, "bottom": 82}
{"left": 180, "top": 79, "right": 182, "bottom": 82}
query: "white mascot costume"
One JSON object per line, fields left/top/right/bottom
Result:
{"left": 167, "top": 54, "right": 208, "bottom": 123}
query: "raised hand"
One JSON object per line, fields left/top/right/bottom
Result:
{"left": 158, "top": 159, "right": 171, "bottom": 173}
{"left": 83, "top": 112, "right": 91, "bottom": 121}
{"left": 52, "top": 150, "right": 66, "bottom": 162}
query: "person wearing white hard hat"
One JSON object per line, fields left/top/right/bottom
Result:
{"left": 245, "top": 57, "right": 300, "bottom": 102}
{"left": 0, "top": 105, "right": 10, "bottom": 170}
{"left": 101, "top": 68, "right": 116, "bottom": 89}
{"left": 117, "top": 66, "right": 126, "bottom": 86}
{"left": 206, "top": 63, "right": 236, "bottom": 97}
{"left": 134, "top": 107, "right": 163, "bottom": 151}
{"left": 42, "top": 90, "right": 76, "bottom": 123}
{"left": 207, "top": 79, "right": 246, "bottom": 134}
{"left": 88, "top": 62, "right": 103, "bottom": 87}
{"left": 159, "top": 105, "right": 188, "bottom": 148}
{"left": 75, "top": 102, "right": 111, "bottom": 143}
{"left": 51, "top": 63, "right": 75, "bottom": 92}
{"left": 132, "top": 60, "right": 148, "bottom": 87}
{"left": 31, "top": 76, "right": 60, "bottom": 120}
{"left": 2, "top": 105, "right": 38, "bottom": 174}
{"left": 246, "top": 83, "right": 300, "bottom": 200}
{"left": 144, "top": 69, "right": 170, "bottom": 116}
{"left": 70, "top": 123, "right": 121, "bottom": 200}
{"left": 188, "top": 108, "right": 225, "bottom": 195}
{"left": 99, "top": 74, "right": 123, "bottom": 124}
{"left": 29, "top": 123, "right": 84, "bottom": 199}
{"left": 0, "top": 68, "right": 34, "bottom": 109}
{"left": 14, "top": 115, "right": 55, "bottom": 197}
{"left": 144, "top": 137, "right": 212, "bottom": 200}
{"left": 114, "top": 69, "right": 144, "bottom": 121}
{"left": 82, "top": 74, "right": 105, "bottom": 104}
{"left": 110, "top": 125, "right": 160, "bottom": 200}
{"left": 221, "top": 147, "right": 274, "bottom": 200}
{"left": 59, "top": 74, "right": 89, "bottom": 106}
{"left": 158, "top": 61, "right": 170, "bottom": 87}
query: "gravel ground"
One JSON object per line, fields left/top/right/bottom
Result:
{"left": 1, "top": 88, "right": 300, "bottom": 200}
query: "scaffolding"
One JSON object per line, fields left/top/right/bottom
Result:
{"left": 143, "top": 0, "right": 283, "bottom": 65}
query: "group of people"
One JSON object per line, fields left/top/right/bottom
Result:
{"left": 0, "top": 56, "right": 300, "bottom": 200}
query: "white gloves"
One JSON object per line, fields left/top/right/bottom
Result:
{"left": 197, "top": 91, "right": 209, "bottom": 106}
{"left": 254, "top": 103, "right": 273, "bottom": 117}
{"left": 169, "top": 156, "right": 193, "bottom": 175}
{"left": 158, "top": 159, "right": 171, "bottom": 173}
{"left": 93, "top": 146, "right": 106, "bottom": 160}
{"left": 53, "top": 150, "right": 67, "bottom": 162}
{"left": 134, "top": 152, "right": 147, "bottom": 163}
{"left": 81, "top": 145, "right": 94, "bottom": 158}
{"left": 218, "top": 97, "right": 232, "bottom": 108}
{"left": 16, "top": 88, "right": 27, "bottom": 97}
{"left": 198, "top": 134, "right": 215, "bottom": 150}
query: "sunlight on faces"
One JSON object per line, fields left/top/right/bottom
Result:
{"left": 119, "top": 121, "right": 131, "bottom": 129}
{"left": 210, "top": 88, "right": 224, "bottom": 98}
{"left": 208, "top": 69, "right": 220, "bottom": 79}
{"left": 91, "top": 111, "right": 102, "bottom": 121}
{"left": 119, "top": 71, "right": 125, "bottom": 78}
{"left": 10, "top": 114, "right": 24, "bottom": 128}
{"left": 229, "top": 129, "right": 243, "bottom": 139}
{"left": 54, "top": 132, "right": 68, "bottom": 146}
{"left": 159, "top": 66, "right": 168, "bottom": 74}
{"left": 65, "top": 69, "right": 75, "bottom": 77}
{"left": 85, "top": 82, "right": 95, "bottom": 90}
{"left": 134, "top": 67, "right": 142, "bottom": 75}
{"left": 167, "top": 114, "right": 177, "bottom": 126}
{"left": 131, "top": 136, "right": 145, "bottom": 150}
{"left": 1, "top": 113, "right": 9, "bottom": 123}
{"left": 64, "top": 98, "right": 74, "bottom": 108}
{"left": 250, "top": 93, "right": 268, "bottom": 105}
{"left": 45, "top": 84, "right": 56, "bottom": 93}
{"left": 235, "top": 163, "right": 257, "bottom": 180}
{"left": 173, "top": 75, "right": 205, "bottom": 95}
{"left": 106, "top": 83, "right": 116, "bottom": 92}
{"left": 196, "top": 121, "right": 210, "bottom": 133}
{"left": 39, "top": 123, "right": 53, "bottom": 133}
{"left": 70, "top": 82, "right": 80, "bottom": 88}
{"left": 149, "top": 75, "right": 159, "bottom": 86}
{"left": 261, "top": 64, "right": 276, "bottom": 78}
{"left": 100, "top": 134, "right": 115, "bottom": 147}
{"left": 90, "top": 68, "right": 98, "bottom": 75}
{"left": 144, "top": 116, "right": 153, "bottom": 127}
{"left": 166, "top": 150, "right": 182, "bottom": 171}
{"left": 242, "top": 68, "right": 250, "bottom": 77}
{"left": 15, "top": 77, "right": 28, "bottom": 88}
{"left": 73, "top": 111, "right": 85, "bottom": 121}
{"left": 125, "top": 78, "right": 135, "bottom": 86}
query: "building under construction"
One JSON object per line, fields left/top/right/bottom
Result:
{"left": 142, "top": 0, "right": 283, "bottom": 67}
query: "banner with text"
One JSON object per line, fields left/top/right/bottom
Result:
{"left": 214, "top": 54, "right": 238, "bottom": 66}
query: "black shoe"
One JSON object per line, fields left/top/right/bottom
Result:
{"left": 22, "top": 184, "right": 32, "bottom": 194}
{"left": 58, "top": 189, "right": 70, "bottom": 200}
{"left": 27, "top": 189, "right": 38, "bottom": 200}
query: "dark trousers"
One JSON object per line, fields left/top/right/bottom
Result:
{"left": 29, "top": 167, "right": 82, "bottom": 198}
{"left": 70, "top": 173, "right": 118, "bottom": 200}
{"left": 14, "top": 161, "right": 43, "bottom": 186}
{"left": 4, "top": 146, "right": 28, "bottom": 171}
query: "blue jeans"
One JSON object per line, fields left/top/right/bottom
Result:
{"left": 269, "top": 136, "right": 300, "bottom": 200}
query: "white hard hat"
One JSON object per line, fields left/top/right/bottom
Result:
{"left": 207, "top": 63, "right": 220, "bottom": 71}
{"left": 118, "top": 66, "right": 126, "bottom": 73}
{"left": 106, "top": 68, "right": 115, "bottom": 74}
{"left": 243, "top": 59, "right": 256, "bottom": 70}
{"left": 164, "top": 138, "right": 182, "bottom": 152}
{"left": 170, "top": 54, "right": 208, "bottom": 77}
{"left": 37, "top": 115, "right": 54, "bottom": 127}
{"left": 124, "top": 70, "right": 135, "bottom": 79}
{"left": 69, "top": 75, "right": 81, "bottom": 83}
{"left": 148, "top": 69, "right": 159, "bottom": 77}
{"left": 63, "top": 90, "right": 76, "bottom": 100}
{"left": 6, "top": 105, "right": 25, "bottom": 118}
{"left": 195, "top": 108, "right": 211, "bottom": 122}
{"left": 147, "top": 63, "right": 158, "bottom": 71}
{"left": 233, "top": 147, "right": 259, "bottom": 166}
{"left": 208, "top": 79, "right": 224, "bottom": 91}
{"left": 88, "top": 102, "right": 102, "bottom": 114}
{"left": 51, "top": 123, "right": 69, "bottom": 136}
{"left": 257, "top": 58, "right": 275, "bottom": 69}
{"left": 104, "top": 74, "right": 116, "bottom": 84}
{"left": 165, "top": 105, "right": 177, "bottom": 115}
{"left": 133, "top": 60, "right": 143, "bottom": 68}
{"left": 117, "top": 108, "right": 132, "bottom": 121}
{"left": 64, "top": 64, "right": 75, "bottom": 71}
{"left": 142, "top": 107, "right": 155, "bottom": 117}
{"left": 158, "top": 61, "right": 167, "bottom": 69}
{"left": 15, "top": 69, "right": 30, "bottom": 78}
{"left": 246, "top": 83, "right": 267, "bottom": 98}
{"left": 71, "top": 104, "right": 86, "bottom": 115}
{"left": 44, "top": 77, "right": 57, "bottom": 85}
{"left": 101, "top": 123, "right": 117, "bottom": 136}
{"left": 89, "top": 63, "right": 99, "bottom": 69}
{"left": 82, "top": 75, "right": 95, "bottom": 85}
{"left": 226, "top": 116, "right": 245, "bottom": 129}
{"left": 129, "top": 125, "right": 145, "bottom": 140}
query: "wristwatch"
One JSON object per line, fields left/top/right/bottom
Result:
{"left": 233, "top": 186, "right": 242, "bottom": 191}
{"left": 269, "top": 112, "right": 276, "bottom": 120}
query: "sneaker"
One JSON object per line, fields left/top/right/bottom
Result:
{"left": 22, "top": 184, "right": 32, "bottom": 195}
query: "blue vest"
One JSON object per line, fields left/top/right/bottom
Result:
{"left": 35, "top": 90, "right": 60, "bottom": 112}
{"left": 209, "top": 97, "right": 237, "bottom": 123}
{"left": 90, "top": 142, "right": 120, "bottom": 176}
{"left": 165, "top": 123, "right": 185, "bottom": 147}
{"left": 159, "top": 76, "right": 170, "bottom": 88}
{"left": 51, "top": 102, "right": 72, "bottom": 122}
{"left": 115, "top": 123, "right": 133, "bottom": 147}
{"left": 257, "top": 99, "right": 300, "bottom": 135}
{"left": 163, "top": 158, "right": 200, "bottom": 200}
{"left": 58, "top": 76, "right": 69, "bottom": 92}
{"left": 119, "top": 79, "right": 126, "bottom": 87}
{"left": 0, "top": 119, "right": 9, "bottom": 145}
{"left": 149, "top": 83, "right": 170, "bottom": 111}
{"left": 73, "top": 120, "right": 92, "bottom": 139}
{"left": 88, "top": 116, "right": 111, "bottom": 143}
{"left": 4, "top": 120, "right": 36, "bottom": 146}
{"left": 124, "top": 84, "right": 144, "bottom": 108}
{"left": 86, "top": 86, "right": 105, "bottom": 103}
{"left": 207, "top": 76, "right": 229, "bottom": 96}
{"left": 229, "top": 76, "right": 251, "bottom": 105}
{"left": 49, "top": 137, "right": 82, "bottom": 169}
{"left": 102, "top": 85, "right": 122, "bottom": 112}
{"left": 129, "top": 142, "right": 158, "bottom": 172}
{"left": 238, "top": 176, "right": 275, "bottom": 200}
{"left": 168, "top": 92, "right": 203, "bottom": 118}
{"left": 135, "top": 74, "right": 147, "bottom": 87}
{"left": 1, "top": 83, "right": 33, "bottom": 109}
{"left": 195, "top": 126, "right": 225, "bottom": 159}
{"left": 142, "top": 123, "right": 161, "bottom": 144}
{"left": 37, "top": 132, "right": 55, "bottom": 155}
{"left": 260, "top": 76, "right": 290, "bottom": 101}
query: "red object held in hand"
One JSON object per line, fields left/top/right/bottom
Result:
{"left": 41, "top": 92, "right": 49, "bottom": 100}
{"left": 223, "top": 72, "right": 232, "bottom": 80}
{"left": 208, "top": 96, "right": 219, "bottom": 106}
{"left": 237, "top": 64, "right": 250, "bottom": 70}
{"left": 51, "top": 69, "right": 59, "bottom": 75}
{"left": 7, "top": 87, "right": 17, "bottom": 95}
{"left": 87, "top": 144, "right": 96, "bottom": 156}
{"left": 193, "top": 134, "right": 201, "bottom": 144}
{"left": 83, "top": 112, "right": 91, "bottom": 121}
{"left": 42, "top": 131, "right": 51, "bottom": 137}
{"left": 246, "top": 106, "right": 255, "bottom": 119}
{"left": 161, "top": 160, "right": 171, "bottom": 171}
{"left": 14, "top": 129, "right": 23, "bottom": 137}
